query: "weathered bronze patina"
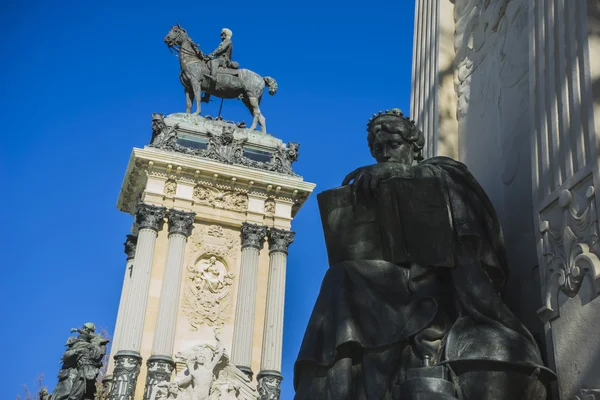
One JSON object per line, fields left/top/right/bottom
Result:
{"left": 294, "top": 109, "right": 555, "bottom": 400}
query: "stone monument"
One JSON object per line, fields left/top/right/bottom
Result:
{"left": 50, "top": 323, "right": 109, "bottom": 400}
{"left": 411, "top": 1, "right": 600, "bottom": 398}
{"left": 102, "top": 23, "right": 315, "bottom": 400}
{"left": 294, "top": 109, "right": 555, "bottom": 399}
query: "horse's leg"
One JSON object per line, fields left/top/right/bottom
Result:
{"left": 248, "top": 97, "right": 266, "bottom": 133}
{"left": 185, "top": 88, "right": 194, "bottom": 114}
{"left": 241, "top": 95, "right": 259, "bottom": 131}
{"left": 192, "top": 81, "right": 203, "bottom": 115}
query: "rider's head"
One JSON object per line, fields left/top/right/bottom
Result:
{"left": 221, "top": 28, "right": 232, "bottom": 40}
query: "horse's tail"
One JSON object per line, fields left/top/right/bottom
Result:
{"left": 264, "top": 77, "right": 278, "bottom": 95}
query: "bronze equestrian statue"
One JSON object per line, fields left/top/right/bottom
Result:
{"left": 164, "top": 25, "right": 277, "bottom": 134}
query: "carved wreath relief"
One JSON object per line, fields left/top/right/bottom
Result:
{"left": 164, "top": 180, "right": 177, "bottom": 197}
{"left": 193, "top": 185, "right": 248, "bottom": 212}
{"left": 183, "top": 225, "right": 239, "bottom": 330}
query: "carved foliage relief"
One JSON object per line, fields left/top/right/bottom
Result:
{"left": 182, "top": 225, "right": 239, "bottom": 330}
{"left": 193, "top": 185, "right": 248, "bottom": 212}
{"left": 539, "top": 185, "right": 600, "bottom": 321}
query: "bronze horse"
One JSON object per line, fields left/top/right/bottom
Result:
{"left": 164, "top": 25, "right": 278, "bottom": 133}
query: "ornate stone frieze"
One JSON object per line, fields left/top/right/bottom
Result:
{"left": 267, "top": 228, "right": 295, "bottom": 254}
{"left": 167, "top": 209, "right": 195, "bottom": 237}
{"left": 124, "top": 235, "right": 138, "bottom": 260}
{"left": 193, "top": 185, "right": 248, "bottom": 212}
{"left": 257, "top": 371, "right": 282, "bottom": 400}
{"left": 575, "top": 389, "right": 600, "bottom": 400}
{"left": 135, "top": 203, "right": 167, "bottom": 231}
{"left": 149, "top": 116, "right": 300, "bottom": 176}
{"left": 182, "top": 256, "right": 235, "bottom": 329}
{"left": 241, "top": 223, "right": 268, "bottom": 249}
{"left": 109, "top": 351, "right": 142, "bottom": 400}
{"left": 539, "top": 186, "right": 600, "bottom": 321}
{"left": 164, "top": 180, "right": 177, "bottom": 197}
{"left": 143, "top": 356, "right": 175, "bottom": 400}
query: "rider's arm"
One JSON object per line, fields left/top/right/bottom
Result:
{"left": 210, "top": 40, "right": 231, "bottom": 57}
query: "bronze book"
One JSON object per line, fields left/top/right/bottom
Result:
{"left": 317, "top": 176, "right": 455, "bottom": 267}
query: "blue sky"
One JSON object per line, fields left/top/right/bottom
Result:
{"left": 0, "top": 1, "right": 415, "bottom": 397}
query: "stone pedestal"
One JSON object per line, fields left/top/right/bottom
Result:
{"left": 231, "top": 223, "right": 268, "bottom": 379}
{"left": 109, "top": 350, "right": 142, "bottom": 400}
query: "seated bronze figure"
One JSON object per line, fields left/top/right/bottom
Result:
{"left": 294, "top": 109, "right": 555, "bottom": 400}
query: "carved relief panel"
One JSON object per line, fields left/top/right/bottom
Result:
{"left": 181, "top": 224, "right": 240, "bottom": 331}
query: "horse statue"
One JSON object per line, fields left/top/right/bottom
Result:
{"left": 164, "top": 24, "right": 278, "bottom": 134}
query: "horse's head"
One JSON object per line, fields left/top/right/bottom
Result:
{"left": 164, "top": 24, "right": 187, "bottom": 47}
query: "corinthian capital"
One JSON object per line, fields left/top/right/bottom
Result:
{"left": 267, "top": 228, "right": 295, "bottom": 254}
{"left": 124, "top": 235, "right": 138, "bottom": 260}
{"left": 241, "top": 223, "right": 268, "bottom": 249}
{"left": 168, "top": 209, "right": 196, "bottom": 236}
{"left": 135, "top": 203, "right": 167, "bottom": 231}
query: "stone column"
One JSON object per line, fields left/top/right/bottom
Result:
{"left": 257, "top": 228, "right": 295, "bottom": 400}
{"left": 143, "top": 209, "right": 195, "bottom": 400}
{"left": 230, "top": 222, "right": 268, "bottom": 379}
{"left": 109, "top": 203, "right": 166, "bottom": 400}
{"left": 104, "top": 235, "right": 137, "bottom": 385}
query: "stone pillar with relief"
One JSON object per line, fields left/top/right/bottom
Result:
{"left": 230, "top": 222, "right": 268, "bottom": 379}
{"left": 143, "top": 209, "right": 195, "bottom": 400}
{"left": 257, "top": 228, "right": 295, "bottom": 400}
{"left": 104, "top": 234, "right": 137, "bottom": 386}
{"left": 109, "top": 203, "right": 166, "bottom": 400}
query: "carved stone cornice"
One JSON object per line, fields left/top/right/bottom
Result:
{"left": 143, "top": 356, "right": 175, "bottom": 400}
{"left": 124, "top": 235, "right": 138, "bottom": 260}
{"left": 168, "top": 209, "right": 196, "bottom": 237}
{"left": 257, "top": 370, "right": 283, "bottom": 400}
{"left": 241, "top": 223, "right": 268, "bottom": 249}
{"left": 135, "top": 203, "right": 167, "bottom": 232}
{"left": 267, "top": 228, "right": 295, "bottom": 254}
{"left": 109, "top": 351, "right": 142, "bottom": 400}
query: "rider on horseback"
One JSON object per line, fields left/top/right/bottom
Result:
{"left": 206, "top": 28, "right": 234, "bottom": 82}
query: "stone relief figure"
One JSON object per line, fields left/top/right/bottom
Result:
{"left": 163, "top": 24, "right": 277, "bottom": 133}
{"left": 154, "top": 336, "right": 257, "bottom": 400}
{"left": 51, "top": 323, "right": 109, "bottom": 400}
{"left": 294, "top": 109, "right": 556, "bottom": 400}
{"left": 183, "top": 256, "right": 235, "bottom": 329}
{"left": 150, "top": 113, "right": 179, "bottom": 148}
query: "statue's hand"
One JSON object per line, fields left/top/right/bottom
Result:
{"left": 342, "top": 163, "right": 412, "bottom": 202}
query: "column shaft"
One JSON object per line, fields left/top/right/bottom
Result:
{"left": 257, "top": 228, "right": 294, "bottom": 400}
{"left": 151, "top": 232, "right": 187, "bottom": 355}
{"left": 259, "top": 251, "right": 287, "bottom": 371}
{"left": 231, "top": 223, "right": 268, "bottom": 378}
{"left": 106, "top": 235, "right": 137, "bottom": 380}
{"left": 231, "top": 246, "right": 260, "bottom": 368}
{"left": 110, "top": 203, "right": 165, "bottom": 400}
{"left": 119, "top": 227, "right": 157, "bottom": 351}
{"left": 143, "top": 209, "right": 194, "bottom": 400}
{"left": 105, "top": 258, "right": 133, "bottom": 376}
